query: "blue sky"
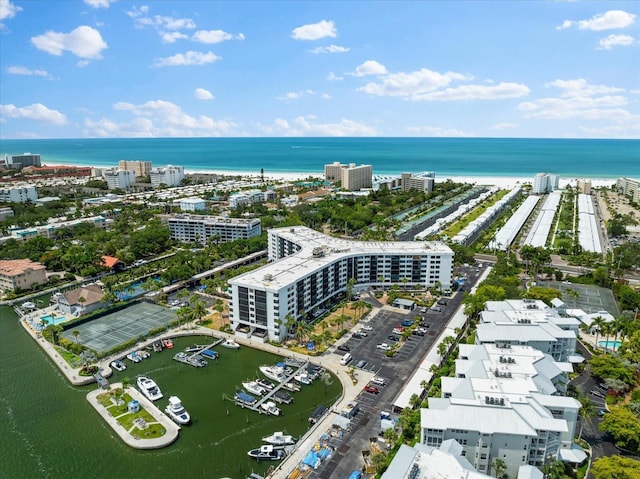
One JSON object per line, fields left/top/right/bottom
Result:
{"left": 0, "top": 0, "right": 638, "bottom": 139}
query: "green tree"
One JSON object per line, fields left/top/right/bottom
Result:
{"left": 592, "top": 455, "right": 640, "bottom": 479}
{"left": 491, "top": 458, "right": 507, "bottom": 479}
{"left": 72, "top": 330, "right": 80, "bottom": 344}
{"left": 599, "top": 406, "right": 640, "bottom": 454}
{"left": 577, "top": 395, "right": 595, "bottom": 441}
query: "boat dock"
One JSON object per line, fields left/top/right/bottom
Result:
{"left": 94, "top": 372, "right": 109, "bottom": 389}
{"left": 226, "top": 360, "right": 309, "bottom": 414}
{"left": 173, "top": 338, "right": 224, "bottom": 367}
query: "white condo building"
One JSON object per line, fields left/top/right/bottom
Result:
{"left": 178, "top": 197, "right": 206, "bottom": 212}
{"left": 228, "top": 226, "right": 453, "bottom": 342}
{"left": 324, "top": 162, "right": 373, "bottom": 191}
{"left": 420, "top": 342, "right": 582, "bottom": 477}
{"left": 401, "top": 172, "right": 435, "bottom": 193}
{"left": 532, "top": 173, "right": 559, "bottom": 195}
{"left": 476, "top": 299, "right": 580, "bottom": 362}
{"left": 167, "top": 214, "right": 261, "bottom": 245}
{"left": 0, "top": 185, "right": 38, "bottom": 203}
{"left": 616, "top": 177, "right": 640, "bottom": 203}
{"left": 103, "top": 168, "right": 136, "bottom": 190}
{"left": 151, "top": 165, "right": 185, "bottom": 188}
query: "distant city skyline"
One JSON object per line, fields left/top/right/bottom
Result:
{"left": 0, "top": 0, "right": 638, "bottom": 139}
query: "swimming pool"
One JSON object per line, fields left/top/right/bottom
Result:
{"left": 598, "top": 340, "right": 622, "bottom": 350}
{"left": 40, "top": 314, "right": 67, "bottom": 326}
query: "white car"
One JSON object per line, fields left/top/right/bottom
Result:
{"left": 356, "top": 330, "right": 368, "bottom": 337}
{"left": 376, "top": 343, "right": 392, "bottom": 351}
{"left": 361, "top": 325, "right": 373, "bottom": 331}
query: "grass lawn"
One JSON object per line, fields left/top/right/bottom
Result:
{"left": 55, "top": 346, "right": 82, "bottom": 367}
{"left": 96, "top": 390, "right": 166, "bottom": 438}
{"left": 441, "top": 189, "right": 509, "bottom": 238}
{"left": 131, "top": 423, "right": 166, "bottom": 439}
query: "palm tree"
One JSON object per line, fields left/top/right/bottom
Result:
{"left": 577, "top": 395, "right": 595, "bottom": 441}
{"left": 72, "top": 330, "right": 80, "bottom": 344}
{"left": 492, "top": 458, "right": 507, "bottom": 479}
{"left": 591, "top": 316, "right": 605, "bottom": 347}
{"left": 190, "top": 297, "right": 208, "bottom": 327}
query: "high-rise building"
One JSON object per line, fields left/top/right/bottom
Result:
{"left": 576, "top": 179, "right": 592, "bottom": 195}
{"left": 103, "top": 169, "right": 136, "bottom": 190}
{"left": 401, "top": 172, "right": 435, "bottom": 193}
{"left": 616, "top": 177, "right": 640, "bottom": 203}
{"left": 531, "top": 173, "right": 559, "bottom": 195}
{"left": 151, "top": 165, "right": 185, "bottom": 188}
{"left": 118, "top": 160, "right": 152, "bottom": 177}
{"left": 9, "top": 153, "right": 41, "bottom": 170}
{"left": 324, "top": 162, "right": 373, "bottom": 191}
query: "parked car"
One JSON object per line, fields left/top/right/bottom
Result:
{"left": 430, "top": 306, "right": 443, "bottom": 313}
{"left": 337, "top": 345, "right": 351, "bottom": 352}
{"left": 356, "top": 329, "right": 368, "bottom": 337}
{"left": 421, "top": 307, "right": 427, "bottom": 313}
{"left": 401, "top": 319, "right": 414, "bottom": 327}
{"left": 376, "top": 343, "right": 392, "bottom": 351}
{"left": 437, "top": 299, "right": 448, "bottom": 305}
{"left": 361, "top": 325, "right": 374, "bottom": 331}
{"left": 352, "top": 332, "right": 364, "bottom": 339}
{"left": 392, "top": 326, "right": 405, "bottom": 335}
{"left": 356, "top": 360, "right": 367, "bottom": 369}
{"left": 411, "top": 330, "right": 425, "bottom": 336}
{"left": 371, "top": 376, "right": 386, "bottom": 386}
{"left": 419, "top": 321, "right": 430, "bottom": 328}
{"left": 388, "top": 335, "right": 400, "bottom": 342}
{"left": 364, "top": 384, "right": 379, "bottom": 394}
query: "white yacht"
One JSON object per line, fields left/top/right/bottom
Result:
{"left": 164, "top": 396, "right": 190, "bottom": 425}
{"left": 260, "top": 401, "right": 282, "bottom": 416}
{"left": 242, "top": 381, "right": 267, "bottom": 396}
{"left": 259, "top": 365, "right": 287, "bottom": 383}
{"left": 137, "top": 376, "right": 163, "bottom": 401}
{"left": 221, "top": 338, "right": 240, "bottom": 349}
{"left": 262, "top": 431, "right": 296, "bottom": 447}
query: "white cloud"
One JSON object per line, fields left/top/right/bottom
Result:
{"left": 351, "top": 60, "right": 388, "bottom": 77}
{"left": 310, "top": 44, "right": 349, "bottom": 54}
{"left": 321, "top": 93, "right": 331, "bottom": 100}
{"left": 85, "top": 99, "right": 236, "bottom": 137}
{"left": 161, "top": 31, "right": 188, "bottom": 43}
{"left": 31, "top": 26, "right": 108, "bottom": 59}
{"left": 84, "top": 0, "right": 116, "bottom": 9}
{"left": 357, "top": 67, "right": 470, "bottom": 97}
{"left": 192, "top": 30, "right": 245, "bottom": 43}
{"left": 7, "top": 66, "right": 52, "bottom": 78}
{"left": 327, "top": 72, "right": 343, "bottom": 81}
{"left": 0, "top": 103, "right": 67, "bottom": 124}
{"left": 291, "top": 20, "right": 337, "bottom": 41}
{"left": 125, "top": 5, "right": 148, "bottom": 18}
{"left": 262, "top": 115, "right": 376, "bottom": 136}
{"left": 597, "top": 33, "right": 635, "bottom": 50}
{"left": 277, "top": 90, "right": 327, "bottom": 100}
{"left": 557, "top": 10, "right": 636, "bottom": 31}
{"left": 517, "top": 78, "right": 634, "bottom": 122}
{"left": 0, "top": 0, "right": 22, "bottom": 21}
{"left": 278, "top": 92, "right": 302, "bottom": 100}
{"left": 493, "top": 123, "right": 517, "bottom": 131}
{"left": 194, "top": 88, "right": 214, "bottom": 100}
{"left": 412, "top": 82, "right": 530, "bottom": 101}
{"left": 153, "top": 51, "right": 220, "bottom": 67}
{"left": 406, "top": 126, "right": 474, "bottom": 137}
{"left": 135, "top": 14, "right": 196, "bottom": 31}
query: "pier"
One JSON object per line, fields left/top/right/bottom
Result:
{"left": 172, "top": 338, "right": 224, "bottom": 367}
{"left": 225, "top": 359, "right": 310, "bottom": 414}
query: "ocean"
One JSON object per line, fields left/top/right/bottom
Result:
{"left": 1, "top": 137, "right": 638, "bottom": 178}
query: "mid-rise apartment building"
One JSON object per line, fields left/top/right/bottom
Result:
{"left": 103, "top": 169, "right": 136, "bottom": 190}
{"left": 532, "top": 173, "right": 559, "bottom": 195}
{"left": 401, "top": 172, "right": 435, "bottom": 193}
{"left": 0, "top": 186, "right": 38, "bottom": 203}
{"left": 119, "top": 160, "right": 152, "bottom": 178}
{"left": 151, "top": 165, "right": 185, "bottom": 188}
{"left": 167, "top": 214, "right": 261, "bottom": 245}
{"left": 324, "top": 162, "right": 373, "bottom": 191}
{"left": 9, "top": 153, "right": 41, "bottom": 170}
{"left": 228, "top": 226, "right": 452, "bottom": 342}
{"left": 616, "top": 177, "right": 640, "bottom": 203}
{"left": 0, "top": 259, "right": 47, "bottom": 292}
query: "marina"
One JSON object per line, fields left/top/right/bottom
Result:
{"left": 172, "top": 338, "right": 224, "bottom": 367}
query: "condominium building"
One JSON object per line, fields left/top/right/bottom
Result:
{"left": 103, "top": 168, "right": 136, "bottom": 190}
{"left": 151, "top": 165, "right": 185, "bottom": 188}
{"left": 228, "top": 226, "right": 453, "bottom": 342}
{"left": 228, "top": 189, "right": 276, "bottom": 209}
{"left": 324, "top": 162, "right": 373, "bottom": 191}
{"left": 167, "top": 214, "right": 261, "bottom": 245}
{"left": 0, "top": 186, "right": 38, "bottom": 203}
{"left": 532, "top": 173, "right": 559, "bottom": 195}
{"left": 576, "top": 179, "right": 592, "bottom": 195}
{"left": 383, "top": 441, "right": 542, "bottom": 479}
{"left": 0, "top": 206, "right": 14, "bottom": 221}
{"left": 178, "top": 197, "right": 206, "bottom": 212}
{"left": 401, "top": 172, "right": 435, "bottom": 193}
{"left": 2, "top": 216, "right": 110, "bottom": 243}
{"left": 118, "top": 160, "right": 152, "bottom": 178}
{"left": 420, "top": 343, "right": 581, "bottom": 477}
{"left": 616, "top": 177, "right": 640, "bottom": 203}
{"left": 9, "top": 153, "right": 41, "bottom": 170}
{"left": 476, "top": 299, "right": 579, "bottom": 362}
{"left": 0, "top": 259, "right": 47, "bottom": 292}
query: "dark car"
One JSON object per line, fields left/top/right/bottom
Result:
{"left": 419, "top": 321, "right": 430, "bottom": 328}
{"left": 352, "top": 332, "right": 364, "bottom": 339}
{"left": 411, "top": 330, "right": 425, "bottom": 336}
{"left": 388, "top": 335, "right": 400, "bottom": 342}
{"left": 437, "top": 299, "right": 448, "bottom": 305}
{"left": 337, "top": 345, "right": 351, "bottom": 352}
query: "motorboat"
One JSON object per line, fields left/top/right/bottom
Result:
{"left": 242, "top": 381, "right": 267, "bottom": 396}
{"left": 110, "top": 359, "right": 126, "bottom": 372}
{"left": 262, "top": 431, "right": 296, "bottom": 447}
{"left": 273, "top": 390, "right": 294, "bottom": 404}
{"left": 137, "top": 376, "right": 163, "bottom": 401}
{"left": 256, "top": 378, "right": 275, "bottom": 391}
{"left": 282, "top": 382, "right": 301, "bottom": 392}
{"left": 152, "top": 341, "right": 163, "bottom": 352}
{"left": 220, "top": 338, "right": 240, "bottom": 349}
{"left": 126, "top": 352, "right": 142, "bottom": 363}
{"left": 184, "top": 345, "right": 205, "bottom": 353}
{"left": 259, "top": 365, "right": 287, "bottom": 383}
{"left": 260, "top": 401, "right": 282, "bottom": 416}
{"left": 162, "top": 338, "right": 174, "bottom": 349}
{"left": 247, "top": 444, "right": 285, "bottom": 461}
{"left": 189, "top": 354, "right": 208, "bottom": 367}
{"left": 235, "top": 391, "right": 257, "bottom": 406}
{"left": 294, "top": 373, "right": 312, "bottom": 385}
{"left": 164, "top": 396, "right": 190, "bottom": 425}
{"left": 200, "top": 349, "right": 218, "bottom": 359}
{"left": 137, "top": 350, "right": 150, "bottom": 359}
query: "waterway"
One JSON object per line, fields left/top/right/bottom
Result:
{"left": 0, "top": 305, "right": 341, "bottom": 479}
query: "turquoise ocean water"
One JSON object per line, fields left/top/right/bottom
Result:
{"left": 1, "top": 137, "right": 638, "bottom": 178}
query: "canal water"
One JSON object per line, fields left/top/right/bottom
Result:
{"left": 0, "top": 305, "right": 341, "bottom": 479}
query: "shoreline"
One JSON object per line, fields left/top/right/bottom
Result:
{"left": 38, "top": 160, "right": 619, "bottom": 190}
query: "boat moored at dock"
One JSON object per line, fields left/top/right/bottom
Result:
{"left": 165, "top": 396, "right": 190, "bottom": 425}
{"left": 235, "top": 391, "right": 257, "bottom": 407}
{"left": 137, "top": 376, "right": 163, "bottom": 401}
{"left": 262, "top": 431, "right": 296, "bottom": 447}
{"left": 220, "top": 338, "right": 240, "bottom": 349}
{"left": 242, "top": 381, "right": 267, "bottom": 396}
{"left": 260, "top": 401, "right": 282, "bottom": 416}
{"left": 247, "top": 445, "right": 286, "bottom": 461}
{"left": 258, "top": 365, "right": 287, "bottom": 383}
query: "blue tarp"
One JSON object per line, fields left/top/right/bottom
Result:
{"left": 302, "top": 451, "right": 320, "bottom": 469}
{"left": 348, "top": 471, "right": 362, "bottom": 479}
{"left": 317, "top": 447, "right": 331, "bottom": 459}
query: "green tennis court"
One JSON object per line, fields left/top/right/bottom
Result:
{"left": 542, "top": 281, "right": 620, "bottom": 316}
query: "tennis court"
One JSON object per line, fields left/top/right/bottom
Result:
{"left": 541, "top": 281, "right": 620, "bottom": 316}
{"left": 61, "top": 302, "right": 177, "bottom": 355}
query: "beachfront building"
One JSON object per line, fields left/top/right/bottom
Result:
{"left": 103, "top": 168, "right": 136, "bottom": 190}
{"left": 150, "top": 165, "right": 185, "bottom": 188}
{"left": 324, "top": 162, "right": 373, "bottom": 191}
{"left": 118, "top": 160, "right": 152, "bottom": 178}
{"left": 228, "top": 226, "right": 453, "bottom": 342}
{"left": 0, "top": 185, "right": 38, "bottom": 203}
{"left": 167, "top": 214, "right": 261, "bottom": 245}
{"left": 178, "top": 197, "right": 206, "bottom": 212}
{"left": 532, "top": 173, "right": 559, "bottom": 195}
{"left": 1, "top": 215, "right": 111, "bottom": 243}
{"left": 0, "top": 259, "right": 48, "bottom": 293}
{"left": 476, "top": 299, "right": 579, "bottom": 362}
{"left": 383, "top": 441, "right": 542, "bottom": 479}
{"left": 576, "top": 179, "right": 592, "bottom": 195}
{"left": 8, "top": 153, "right": 41, "bottom": 170}
{"left": 401, "top": 172, "right": 435, "bottom": 193}
{"left": 616, "top": 177, "right": 640, "bottom": 203}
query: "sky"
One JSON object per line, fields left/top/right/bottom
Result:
{"left": 0, "top": 0, "right": 639, "bottom": 139}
